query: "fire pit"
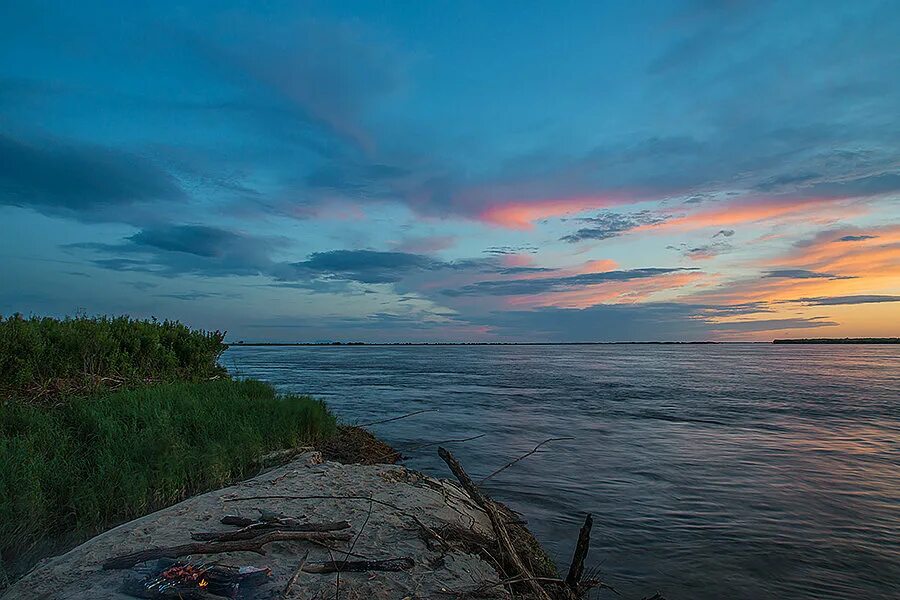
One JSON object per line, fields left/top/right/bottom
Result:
{"left": 121, "top": 559, "right": 271, "bottom": 599}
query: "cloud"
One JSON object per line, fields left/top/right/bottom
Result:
{"left": 668, "top": 241, "right": 732, "bottom": 260}
{"left": 836, "top": 234, "right": 877, "bottom": 242}
{"left": 483, "top": 246, "right": 539, "bottom": 256}
{"left": 156, "top": 291, "right": 232, "bottom": 301}
{"left": 130, "top": 225, "right": 256, "bottom": 258}
{"left": 0, "top": 133, "right": 184, "bottom": 221}
{"left": 67, "top": 224, "right": 284, "bottom": 277}
{"left": 443, "top": 268, "right": 696, "bottom": 297}
{"left": 713, "top": 229, "right": 735, "bottom": 238}
{"left": 786, "top": 294, "right": 900, "bottom": 306}
{"left": 763, "top": 269, "right": 854, "bottom": 280}
{"left": 196, "top": 17, "right": 408, "bottom": 151}
{"left": 289, "top": 250, "right": 446, "bottom": 284}
{"left": 561, "top": 210, "right": 671, "bottom": 243}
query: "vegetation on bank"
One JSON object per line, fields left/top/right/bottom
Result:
{"left": 0, "top": 379, "right": 335, "bottom": 580}
{"left": 0, "top": 315, "right": 337, "bottom": 585}
{"left": 0, "top": 314, "right": 227, "bottom": 400}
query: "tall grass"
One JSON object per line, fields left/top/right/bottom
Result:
{"left": 0, "top": 314, "right": 227, "bottom": 399}
{"left": 0, "top": 379, "right": 336, "bottom": 579}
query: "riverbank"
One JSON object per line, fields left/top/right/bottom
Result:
{"left": 1, "top": 315, "right": 581, "bottom": 599}
{"left": 2, "top": 448, "right": 567, "bottom": 599}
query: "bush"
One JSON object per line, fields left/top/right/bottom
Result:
{"left": 0, "top": 379, "right": 336, "bottom": 577}
{"left": 0, "top": 314, "right": 227, "bottom": 399}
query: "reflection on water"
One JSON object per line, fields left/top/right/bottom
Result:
{"left": 225, "top": 344, "right": 900, "bottom": 600}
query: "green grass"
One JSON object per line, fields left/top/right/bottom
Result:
{"left": 0, "top": 379, "right": 336, "bottom": 579}
{"left": 0, "top": 314, "right": 227, "bottom": 399}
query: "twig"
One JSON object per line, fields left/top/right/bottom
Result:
{"left": 372, "top": 433, "right": 486, "bottom": 463}
{"left": 357, "top": 409, "right": 436, "bottom": 427}
{"left": 478, "top": 437, "right": 574, "bottom": 484}
{"left": 282, "top": 550, "right": 309, "bottom": 598}
{"left": 403, "top": 433, "right": 487, "bottom": 455}
{"left": 335, "top": 499, "right": 374, "bottom": 599}
{"left": 307, "top": 539, "right": 371, "bottom": 560}
{"left": 102, "top": 530, "right": 352, "bottom": 570}
{"left": 438, "top": 447, "right": 552, "bottom": 600}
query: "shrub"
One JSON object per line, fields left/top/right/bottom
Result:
{"left": 0, "top": 314, "right": 227, "bottom": 399}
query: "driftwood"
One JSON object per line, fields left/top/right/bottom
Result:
{"left": 438, "top": 447, "right": 553, "bottom": 600}
{"left": 564, "top": 514, "right": 593, "bottom": 590}
{"left": 102, "top": 530, "right": 353, "bottom": 570}
{"left": 221, "top": 514, "right": 258, "bottom": 527}
{"left": 301, "top": 557, "right": 415, "bottom": 574}
{"left": 192, "top": 519, "right": 351, "bottom": 542}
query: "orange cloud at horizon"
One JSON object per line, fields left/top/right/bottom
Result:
{"left": 641, "top": 196, "right": 868, "bottom": 233}
{"left": 682, "top": 223, "right": 900, "bottom": 337}
{"left": 507, "top": 270, "right": 705, "bottom": 309}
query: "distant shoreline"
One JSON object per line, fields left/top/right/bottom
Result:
{"left": 227, "top": 338, "right": 899, "bottom": 347}
{"left": 772, "top": 338, "right": 899, "bottom": 344}
{"left": 227, "top": 341, "right": 725, "bottom": 347}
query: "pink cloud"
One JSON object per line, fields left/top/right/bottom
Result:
{"left": 477, "top": 196, "right": 624, "bottom": 229}
{"left": 640, "top": 196, "right": 867, "bottom": 233}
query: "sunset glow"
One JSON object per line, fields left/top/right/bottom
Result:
{"left": 1, "top": 1, "right": 897, "bottom": 342}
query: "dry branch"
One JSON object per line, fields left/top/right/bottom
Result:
{"left": 102, "top": 530, "right": 353, "bottom": 570}
{"left": 438, "top": 447, "right": 552, "bottom": 600}
{"left": 192, "top": 520, "right": 351, "bottom": 542}
{"left": 302, "top": 557, "right": 415, "bottom": 574}
{"left": 564, "top": 514, "right": 593, "bottom": 590}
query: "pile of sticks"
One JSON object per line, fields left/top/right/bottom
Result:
{"left": 102, "top": 512, "right": 353, "bottom": 571}
{"left": 438, "top": 447, "right": 600, "bottom": 600}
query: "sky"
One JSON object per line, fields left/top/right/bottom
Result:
{"left": 1, "top": 0, "right": 898, "bottom": 342}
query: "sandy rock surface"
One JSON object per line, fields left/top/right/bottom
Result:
{"left": 5, "top": 452, "right": 501, "bottom": 599}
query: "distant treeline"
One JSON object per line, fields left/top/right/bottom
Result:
{"left": 229, "top": 341, "right": 721, "bottom": 347}
{"left": 773, "top": 338, "right": 900, "bottom": 344}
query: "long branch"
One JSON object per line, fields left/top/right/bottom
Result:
{"left": 192, "top": 520, "right": 350, "bottom": 542}
{"left": 102, "top": 530, "right": 352, "bottom": 570}
{"left": 438, "top": 447, "right": 552, "bottom": 600}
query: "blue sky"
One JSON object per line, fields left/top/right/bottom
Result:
{"left": 2, "top": 0, "right": 898, "bottom": 341}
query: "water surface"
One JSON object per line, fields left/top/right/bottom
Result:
{"left": 225, "top": 344, "right": 899, "bottom": 599}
